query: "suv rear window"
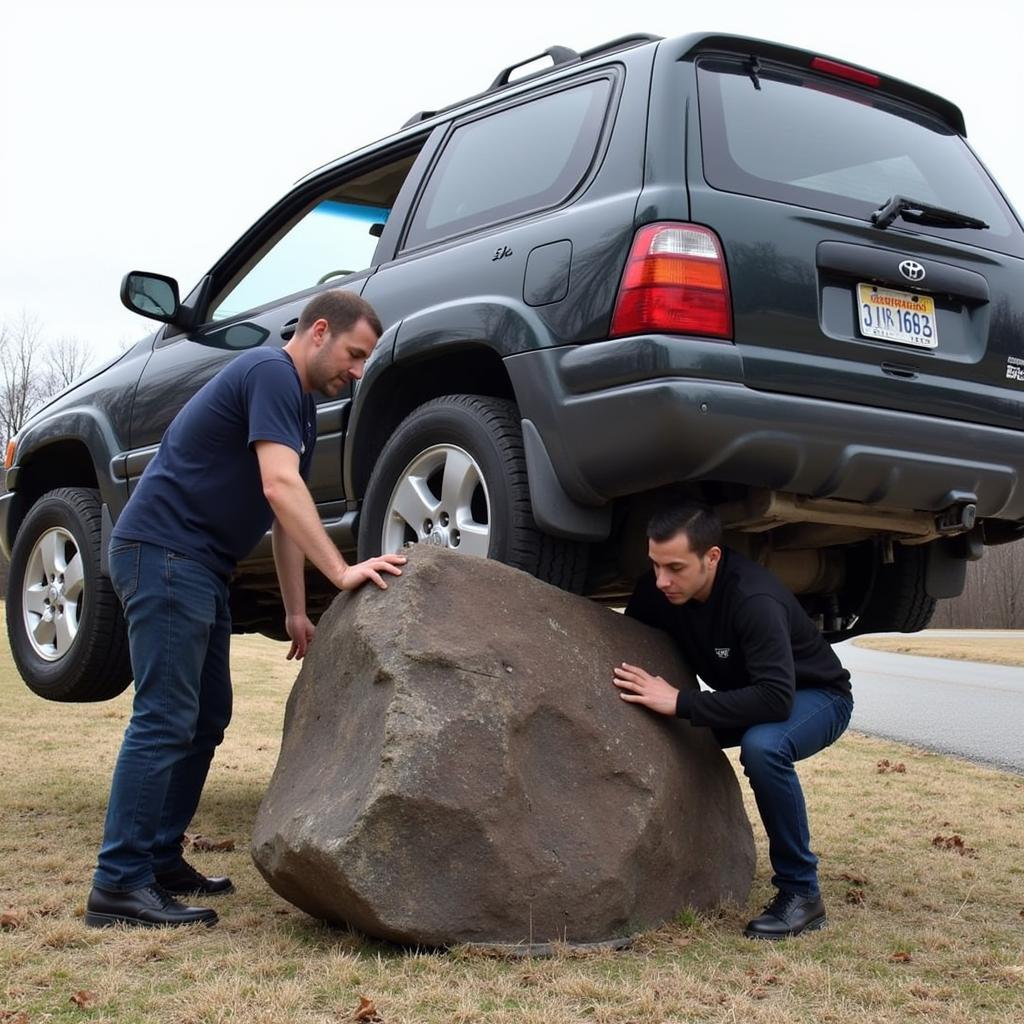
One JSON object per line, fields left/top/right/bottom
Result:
{"left": 696, "top": 58, "right": 1024, "bottom": 256}
{"left": 404, "top": 78, "right": 612, "bottom": 250}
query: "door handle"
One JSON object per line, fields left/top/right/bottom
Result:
{"left": 281, "top": 318, "right": 298, "bottom": 341}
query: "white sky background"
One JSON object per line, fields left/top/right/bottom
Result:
{"left": 1, "top": 0, "right": 1022, "bottom": 363}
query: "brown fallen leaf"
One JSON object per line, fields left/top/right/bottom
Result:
{"left": 745, "top": 969, "right": 779, "bottom": 999}
{"left": 876, "top": 759, "right": 906, "bottom": 774}
{"left": 845, "top": 888, "right": 866, "bottom": 905}
{"left": 932, "top": 834, "right": 977, "bottom": 858}
{"left": 0, "top": 910, "right": 26, "bottom": 929}
{"left": 890, "top": 951, "right": 913, "bottom": 963}
{"left": 353, "top": 996, "right": 382, "bottom": 1022}
{"left": 184, "top": 832, "right": 235, "bottom": 852}
{"left": 0, "top": 1013, "right": 30, "bottom": 1024}
{"left": 744, "top": 969, "right": 779, "bottom": 984}
{"left": 839, "top": 871, "right": 868, "bottom": 885}
{"left": 70, "top": 990, "right": 98, "bottom": 1008}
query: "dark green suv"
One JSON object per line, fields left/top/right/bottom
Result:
{"left": 4, "top": 32, "right": 1023, "bottom": 702}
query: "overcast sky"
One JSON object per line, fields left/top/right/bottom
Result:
{"left": 2, "top": 0, "right": 1022, "bottom": 363}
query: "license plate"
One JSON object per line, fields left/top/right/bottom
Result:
{"left": 857, "top": 284, "right": 938, "bottom": 349}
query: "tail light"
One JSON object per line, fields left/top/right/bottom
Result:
{"left": 810, "top": 57, "right": 880, "bottom": 88}
{"left": 610, "top": 223, "right": 733, "bottom": 340}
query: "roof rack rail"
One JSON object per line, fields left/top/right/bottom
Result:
{"left": 400, "top": 33, "right": 661, "bottom": 130}
{"left": 488, "top": 45, "right": 581, "bottom": 91}
{"left": 402, "top": 110, "right": 437, "bottom": 128}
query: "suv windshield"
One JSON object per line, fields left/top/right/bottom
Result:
{"left": 696, "top": 57, "right": 1023, "bottom": 256}
{"left": 210, "top": 199, "right": 389, "bottom": 322}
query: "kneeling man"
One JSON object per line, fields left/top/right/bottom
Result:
{"left": 614, "top": 501, "right": 853, "bottom": 939}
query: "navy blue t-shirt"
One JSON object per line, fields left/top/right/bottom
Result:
{"left": 113, "top": 348, "right": 317, "bottom": 578}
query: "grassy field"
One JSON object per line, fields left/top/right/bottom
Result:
{"left": 854, "top": 634, "right": 1024, "bottom": 668}
{"left": 1, "top": 630, "right": 1022, "bottom": 1023}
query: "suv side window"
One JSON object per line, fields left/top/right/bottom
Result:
{"left": 403, "top": 78, "right": 612, "bottom": 251}
{"left": 209, "top": 152, "right": 418, "bottom": 322}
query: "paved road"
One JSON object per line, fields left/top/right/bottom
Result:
{"left": 833, "top": 632, "right": 1023, "bottom": 774}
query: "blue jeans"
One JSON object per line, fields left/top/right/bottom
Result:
{"left": 715, "top": 689, "right": 853, "bottom": 898}
{"left": 94, "top": 541, "right": 232, "bottom": 892}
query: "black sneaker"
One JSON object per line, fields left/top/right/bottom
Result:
{"left": 155, "top": 859, "right": 235, "bottom": 897}
{"left": 743, "top": 890, "right": 826, "bottom": 940}
{"left": 85, "top": 884, "right": 218, "bottom": 929}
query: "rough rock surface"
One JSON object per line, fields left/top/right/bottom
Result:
{"left": 252, "top": 547, "right": 754, "bottom": 946}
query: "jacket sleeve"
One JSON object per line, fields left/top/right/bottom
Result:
{"left": 681, "top": 594, "right": 796, "bottom": 731}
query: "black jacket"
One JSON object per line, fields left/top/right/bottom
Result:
{"left": 625, "top": 548, "right": 852, "bottom": 731}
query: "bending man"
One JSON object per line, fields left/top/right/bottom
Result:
{"left": 86, "top": 290, "right": 405, "bottom": 929}
{"left": 614, "top": 501, "right": 853, "bottom": 939}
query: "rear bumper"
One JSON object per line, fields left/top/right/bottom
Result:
{"left": 507, "top": 341, "right": 1024, "bottom": 525}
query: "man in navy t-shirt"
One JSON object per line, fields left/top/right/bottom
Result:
{"left": 614, "top": 501, "right": 853, "bottom": 940}
{"left": 86, "top": 290, "right": 406, "bottom": 929}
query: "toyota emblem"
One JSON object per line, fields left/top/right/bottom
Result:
{"left": 899, "top": 259, "right": 926, "bottom": 283}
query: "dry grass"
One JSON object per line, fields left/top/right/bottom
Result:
{"left": 1, "top": 628, "right": 1022, "bottom": 1023}
{"left": 854, "top": 633, "right": 1024, "bottom": 668}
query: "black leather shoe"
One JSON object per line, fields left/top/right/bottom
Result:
{"left": 743, "top": 890, "right": 826, "bottom": 940}
{"left": 155, "top": 859, "right": 235, "bottom": 897}
{"left": 85, "top": 884, "right": 218, "bottom": 928}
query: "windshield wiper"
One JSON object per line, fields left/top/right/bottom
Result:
{"left": 871, "top": 195, "right": 989, "bottom": 231}
{"left": 746, "top": 56, "right": 762, "bottom": 91}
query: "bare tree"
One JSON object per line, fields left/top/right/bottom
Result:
{"left": 0, "top": 313, "right": 46, "bottom": 445}
{"left": 0, "top": 315, "right": 94, "bottom": 445}
{"left": 932, "top": 540, "right": 1024, "bottom": 629}
{"left": 45, "top": 336, "right": 91, "bottom": 392}
{"left": 990, "top": 541, "right": 1024, "bottom": 628}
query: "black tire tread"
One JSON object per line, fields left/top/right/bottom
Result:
{"left": 6, "top": 487, "right": 132, "bottom": 702}
{"left": 855, "top": 543, "right": 936, "bottom": 635}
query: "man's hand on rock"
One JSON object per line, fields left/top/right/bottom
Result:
{"left": 613, "top": 662, "right": 679, "bottom": 716}
{"left": 285, "top": 614, "right": 316, "bottom": 661}
{"left": 339, "top": 554, "right": 407, "bottom": 592}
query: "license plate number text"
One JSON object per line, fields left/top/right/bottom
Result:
{"left": 857, "top": 284, "right": 938, "bottom": 349}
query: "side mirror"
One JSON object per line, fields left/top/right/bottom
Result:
{"left": 120, "top": 271, "right": 181, "bottom": 323}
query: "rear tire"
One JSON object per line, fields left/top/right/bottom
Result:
{"left": 6, "top": 487, "right": 132, "bottom": 701}
{"left": 848, "top": 542, "right": 936, "bottom": 636}
{"left": 359, "top": 395, "right": 588, "bottom": 591}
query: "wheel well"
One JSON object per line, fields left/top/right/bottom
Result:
{"left": 351, "top": 346, "right": 514, "bottom": 496}
{"left": 9, "top": 441, "right": 100, "bottom": 540}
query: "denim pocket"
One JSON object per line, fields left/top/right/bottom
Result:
{"left": 108, "top": 542, "right": 141, "bottom": 603}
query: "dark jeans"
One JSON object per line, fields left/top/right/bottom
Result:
{"left": 93, "top": 541, "right": 232, "bottom": 892}
{"left": 715, "top": 688, "right": 853, "bottom": 898}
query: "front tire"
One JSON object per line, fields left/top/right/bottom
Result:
{"left": 358, "top": 395, "right": 587, "bottom": 591}
{"left": 6, "top": 487, "right": 132, "bottom": 701}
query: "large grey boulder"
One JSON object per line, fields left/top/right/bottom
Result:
{"left": 252, "top": 547, "right": 754, "bottom": 947}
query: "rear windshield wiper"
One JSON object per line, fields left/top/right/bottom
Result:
{"left": 871, "top": 195, "right": 989, "bottom": 231}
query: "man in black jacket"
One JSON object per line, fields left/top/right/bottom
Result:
{"left": 613, "top": 501, "right": 853, "bottom": 939}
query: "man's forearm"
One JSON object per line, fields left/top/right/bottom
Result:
{"left": 265, "top": 474, "right": 349, "bottom": 587}
{"left": 272, "top": 520, "right": 308, "bottom": 617}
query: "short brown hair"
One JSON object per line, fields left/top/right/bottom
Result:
{"left": 298, "top": 289, "right": 382, "bottom": 338}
